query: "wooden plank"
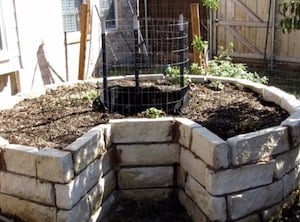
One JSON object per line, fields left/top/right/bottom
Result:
{"left": 9, "top": 71, "right": 21, "bottom": 95}
{"left": 232, "top": 0, "right": 263, "bottom": 22}
{"left": 78, "top": 3, "right": 89, "bottom": 80}
{"left": 217, "top": 21, "right": 268, "bottom": 27}
{"left": 190, "top": 3, "right": 201, "bottom": 63}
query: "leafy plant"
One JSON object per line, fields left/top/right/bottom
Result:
{"left": 202, "top": 0, "right": 220, "bottom": 10}
{"left": 69, "top": 89, "right": 98, "bottom": 101}
{"left": 207, "top": 81, "right": 224, "bottom": 91}
{"left": 140, "top": 107, "right": 166, "bottom": 118}
{"left": 279, "top": 0, "right": 300, "bottom": 33}
{"left": 192, "top": 36, "right": 209, "bottom": 75}
{"left": 166, "top": 66, "right": 190, "bottom": 85}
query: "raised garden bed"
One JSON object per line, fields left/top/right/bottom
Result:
{"left": 0, "top": 75, "right": 300, "bottom": 221}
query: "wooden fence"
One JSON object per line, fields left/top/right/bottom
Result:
{"left": 216, "top": 0, "right": 300, "bottom": 68}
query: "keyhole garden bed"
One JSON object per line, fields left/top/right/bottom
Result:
{"left": 0, "top": 74, "right": 300, "bottom": 221}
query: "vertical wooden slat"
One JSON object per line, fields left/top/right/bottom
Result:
{"left": 190, "top": 3, "right": 201, "bottom": 63}
{"left": 10, "top": 71, "right": 21, "bottom": 95}
{"left": 78, "top": 3, "right": 89, "bottom": 80}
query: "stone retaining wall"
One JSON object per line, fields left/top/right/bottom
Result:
{"left": 0, "top": 76, "right": 300, "bottom": 221}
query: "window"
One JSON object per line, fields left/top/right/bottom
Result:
{"left": 100, "top": 0, "right": 117, "bottom": 30}
{"left": 61, "top": 0, "right": 82, "bottom": 32}
{"left": 0, "top": 0, "right": 8, "bottom": 59}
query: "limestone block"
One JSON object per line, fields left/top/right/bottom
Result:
{"left": 185, "top": 175, "right": 227, "bottom": 221}
{"left": 282, "top": 165, "right": 300, "bottom": 197}
{"left": 1, "top": 144, "right": 38, "bottom": 176}
{"left": 65, "top": 126, "right": 106, "bottom": 174}
{"left": 177, "top": 166, "right": 188, "bottom": 188}
{"left": 36, "top": 147, "right": 74, "bottom": 183}
{"left": 280, "top": 95, "right": 300, "bottom": 114}
{"left": 228, "top": 126, "right": 290, "bottom": 166}
{"left": 261, "top": 202, "right": 282, "bottom": 221}
{"left": 235, "top": 79, "right": 265, "bottom": 95}
{"left": 0, "top": 193, "right": 56, "bottom": 222}
{"left": 206, "top": 161, "right": 275, "bottom": 195}
{"left": 89, "top": 192, "right": 118, "bottom": 222}
{"left": 119, "top": 188, "right": 173, "bottom": 201}
{"left": 0, "top": 136, "right": 8, "bottom": 146}
{"left": 102, "top": 170, "right": 117, "bottom": 201}
{"left": 177, "top": 190, "right": 208, "bottom": 222}
{"left": 227, "top": 180, "right": 283, "bottom": 220}
{"left": 191, "top": 127, "right": 229, "bottom": 169}
{"left": 117, "top": 143, "right": 179, "bottom": 166}
{"left": 57, "top": 197, "right": 90, "bottom": 222}
{"left": 281, "top": 111, "right": 300, "bottom": 148}
{"left": 175, "top": 117, "right": 201, "bottom": 148}
{"left": 0, "top": 171, "right": 55, "bottom": 205}
{"left": 98, "top": 124, "right": 112, "bottom": 148}
{"left": 87, "top": 182, "right": 103, "bottom": 214}
{"left": 235, "top": 214, "right": 260, "bottom": 222}
{"left": 100, "top": 147, "right": 116, "bottom": 176}
{"left": 275, "top": 146, "right": 300, "bottom": 179}
{"left": 263, "top": 86, "right": 289, "bottom": 106}
{"left": 56, "top": 159, "right": 101, "bottom": 209}
{"left": 118, "top": 166, "right": 173, "bottom": 189}
{"left": 180, "top": 147, "right": 206, "bottom": 186}
{"left": 110, "top": 118, "right": 174, "bottom": 143}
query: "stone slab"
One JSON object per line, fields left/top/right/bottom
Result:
{"left": 65, "top": 125, "right": 105, "bottom": 174}
{"left": 110, "top": 118, "right": 174, "bottom": 143}
{"left": 228, "top": 126, "right": 290, "bottom": 166}
{"left": 263, "top": 86, "right": 289, "bottom": 106}
{"left": 235, "top": 214, "right": 260, "bottom": 222}
{"left": 117, "top": 143, "right": 180, "bottom": 166}
{"left": 281, "top": 111, "right": 300, "bottom": 148}
{"left": 280, "top": 95, "right": 300, "bottom": 114}
{"left": 100, "top": 147, "right": 116, "bottom": 176}
{"left": 87, "top": 182, "right": 103, "bottom": 214}
{"left": 0, "top": 193, "right": 56, "bottom": 222}
{"left": 119, "top": 188, "right": 173, "bottom": 201}
{"left": 180, "top": 147, "right": 206, "bottom": 186}
{"left": 275, "top": 146, "right": 300, "bottom": 179}
{"left": 175, "top": 118, "right": 202, "bottom": 148}
{"left": 191, "top": 127, "right": 229, "bottom": 169}
{"left": 177, "top": 189, "right": 208, "bottom": 222}
{"left": 0, "top": 171, "right": 55, "bottom": 205}
{"left": 56, "top": 159, "right": 101, "bottom": 209}
{"left": 227, "top": 180, "right": 283, "bottom": 220}
{"left": 0, "top": 144, "right": 38, "bottom": 176}
{"left": 185, "top": 175, "right": 227, "bottom": 221}
{"left": 102, "top": 170, "right": 117, "bottom": 201}
{"left": 282, "top": 165, "right": 300, "bottom": 198}
{"left": 177, "top": 166, "right": 188, "bottom": 188}
{"left": 206, "top": 161, "right": 275, "bottom": 195}
{"left": 118, "top": 166, "right": 173, "bottom": 189}
{"left": 36, "top": 147, "right": 74, "bottom": 183}
{"left": 57, "top": 197, "right": 90, "bottom": 222}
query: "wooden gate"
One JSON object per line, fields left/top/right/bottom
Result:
{"left": 216, "top": 0, "right": 300, "bottom": 67}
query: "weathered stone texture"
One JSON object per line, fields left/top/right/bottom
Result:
{"left": 36, "top": 147, "right": 74, "bottom": 183}
{"left": 228, "top": 126, "right": 290, "bottom": 166}
{"left": 275, "top": 146, "right": 300, "bottom": 179}
{"left": 118, "top": 166, "right": 173, "bottom": 189}
{"left": 102, "top": 170, "right": 117, "bottom": 201}
{"left": 57, "top": 197, "right": 90, "bottom": 222}
{"left": 100, "top": 147, "right": 116, "bottom": 176}
{"left": 185, "top": 176, "right": 227, "bottom": 221}
{"left": 281, "top": 111, "right": 300, "bottom": 148}
{"left": 117, "top": 143, "right": 179, "bottom": 166}
{"left": 0, "top": 171, "right": 55, "bottom": 205}
{"left": 191, "top": 127, "right": 229, "bottom": 169}
{"left": 110, "top": 118, "right": 174, "bottom": 143}
{"left": 55, "top": 159, "right": 101, "bottom": 209}
{"left": 65, "top": 126, "right": 105, "bottom": 174}
{"left": 175, "top": 117, "right": 201, "bottom": 148}
{"left": 227, "top": 180, "right": 283, "bottom": 220}
{"left": 178, "top": 189, "right": 208, "bottom": 222}
{"left": 206, "top": 161, "right": 275, "bottom": 195}
{"left": 180, "top": 147, "right": 206, "bottom": 186}
{"left": 282, "top": 165, "right": 300, "bottom": 197}
{"left": 119, "top": 188, "right": 173, "bottom": 201}
{"left": 0, "top": 193, "right": 56, "bottom": 222}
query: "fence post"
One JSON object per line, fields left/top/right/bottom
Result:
{"left": 133, "top": 16, "right": 140, "bottom": 111}
{"left": 179, "top": 14, "right": 185, "bottom": 88}
{"left": 190, "top": 3, "right": 201, "bottom": 64}
{"left": 101, "top": 19, "right": 108, "bottom": 110}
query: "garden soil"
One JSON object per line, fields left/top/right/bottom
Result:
{"left": 0, "top": 79, "right": 298, "bottom": 221}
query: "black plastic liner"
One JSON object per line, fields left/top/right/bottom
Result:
{"left": 93, "top": 85, "right": 189, "bottom": 115}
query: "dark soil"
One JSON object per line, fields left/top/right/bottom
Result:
{"left": 0, "top": 80, "right": 289, "bottom": 149}
{"left": 0, "top": 79, "right": 298, "bottom": 221}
